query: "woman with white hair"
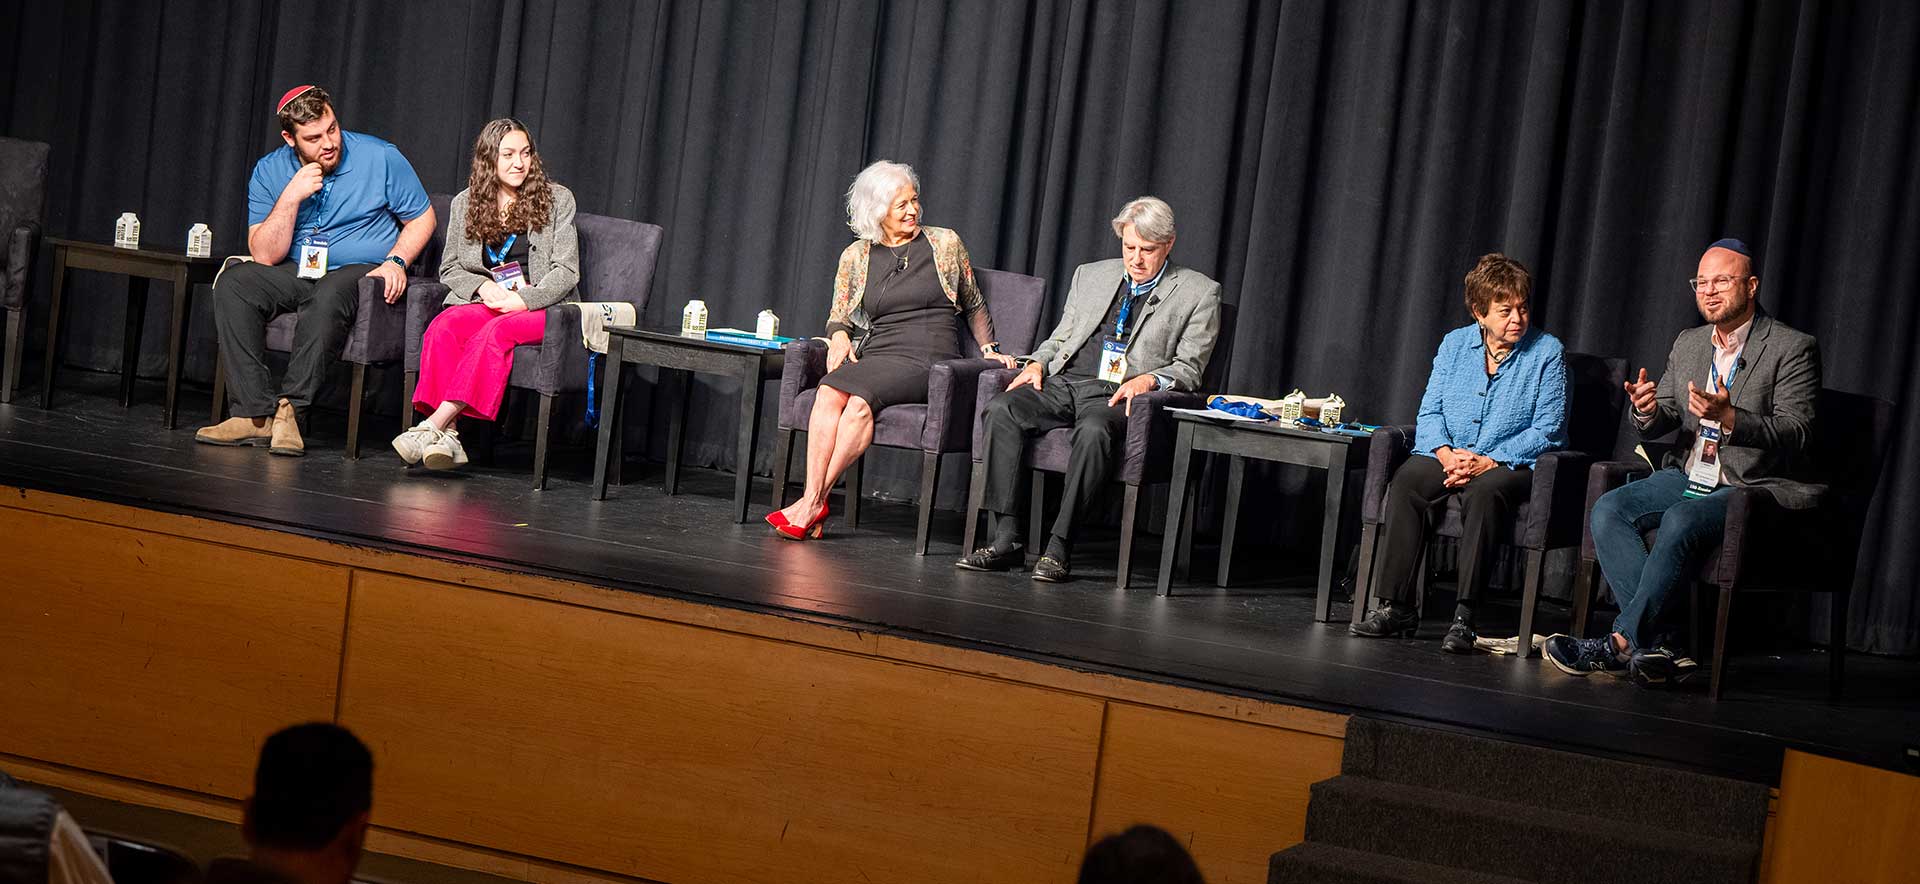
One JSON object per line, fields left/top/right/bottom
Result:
{"left": 766, "top": 160, "right": 1014, "bottom": 540}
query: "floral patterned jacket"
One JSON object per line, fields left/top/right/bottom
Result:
{"left": 824, "top": 225, "right": 995, "bottom": 350}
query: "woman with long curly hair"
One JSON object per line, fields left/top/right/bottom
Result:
{"left": 393, "top": 118, "right": 580, "bottom": 469}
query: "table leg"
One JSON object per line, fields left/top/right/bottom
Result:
{"left": 119, "top": 276, "right": 148, "bottom": 407}
{"left": 591, "top": 350, "right": 625, "bottom": 500}
{"left": 1315, "top": 456, "right": 1350, "bottom": 622}
{"left": 1216, "top": 454, "right": 1245, "bottom": 587}
{"left": 733, "top": 360, "right": 762, "bottom": 523}
{"left": 163, "top": 267, "right": 190, "bottom": 429}
{"left": 40, "top": 249, "right": 70, "bottom": 409}
{"left": 1156, "top": 421, "right": 1195, "bottom": 597}
{"left": 664, "top": 369, "right": 691, "bottom": 495}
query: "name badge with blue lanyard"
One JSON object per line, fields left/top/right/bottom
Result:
{"left": 486, "top": 234, "right": 525, "bottom": 292}
{"left": 1098, "top": 290, "right": 1146, "bottom": 384}
{"left": 295, "top": 177, "right": 333, "bottom": 279}
{"left": 1683, "top": 358, "right": 1737, "bottom": 498}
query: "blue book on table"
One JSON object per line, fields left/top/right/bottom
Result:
{"left": 704, "top": 328, "right": 795, "bottom": 350}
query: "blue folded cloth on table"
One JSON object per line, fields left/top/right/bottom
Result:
{"left": 1207, "top": 396, "right": 1278, "bottom": 421}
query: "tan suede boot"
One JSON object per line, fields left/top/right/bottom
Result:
{"left": 194, "top": 415, "right": 272, "bottom": 446}
{"left": 268, "top": 398, "right": 305, "bottom": 457}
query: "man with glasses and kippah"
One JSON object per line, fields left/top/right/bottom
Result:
{"left": 196, "top": 85, "right": 435, "bottom": 456}
{"left": 1544, "top": 238, "right": 1822, "bottom": 687}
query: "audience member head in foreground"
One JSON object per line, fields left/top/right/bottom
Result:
{"left": 1077, "top": 824, "right": 1206, "bottom": 884}
{"left": 212, "top": 723, "right": 374, "bottom": 884}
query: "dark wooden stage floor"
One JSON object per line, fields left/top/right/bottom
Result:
{"left": 5, "top": 372, "right": 1916, "bottom": 786}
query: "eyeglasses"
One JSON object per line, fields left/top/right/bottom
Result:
{"left": 1688, "top": 275, "right": 1749, "bottom": 293}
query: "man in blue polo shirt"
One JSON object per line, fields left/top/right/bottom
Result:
{"left": 196, "top": 85, "right": 435, "bottom": 456}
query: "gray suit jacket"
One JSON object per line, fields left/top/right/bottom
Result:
{"left": 1638, "top": 311, "right": 1823, "bottom": 508}
{"left": 438, "top": 183, "right": 581, "bottom": 311}
{"left": 1025, "top": 259, "right": 1222, "bottom": 391}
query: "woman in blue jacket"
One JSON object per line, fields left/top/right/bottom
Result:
{"left": 1351, "top": 253, "right": 1567, "bottom": 653}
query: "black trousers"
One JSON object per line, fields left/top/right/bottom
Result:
{"left": 979, "top": 376, "right": 1127, "bottom": 544}
{"left": 1372, "top": 454, "right": 1532, "bottom": 604}
{"left": 212, "top": 259, "right": 374, "bottom": 416}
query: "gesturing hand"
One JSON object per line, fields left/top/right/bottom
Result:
{"left": 1625, "top": 367, "right": 1657, "bottom": 415}
{"left": 1686, "top": 381, "right": 1736, "bottom": 433}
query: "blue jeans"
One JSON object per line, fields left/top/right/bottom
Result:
{"left": 1589, "top": 468, "right": 1730, "bottom": 651}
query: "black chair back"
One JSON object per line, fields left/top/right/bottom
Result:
{"left": 968, "top": 268, "right": 1048, "bottom": 355}
{"left": 91, "top": 833, "right": 200, "bottom": 884}
{"left": 574, "top": 212, "right": 665, "bottom": 313}
{"left": 1200, "top": 302, "right": 1238, "bottom": 393}
{"left": 0, "top": 137, "right": 51, "bottom": 312}
{"left": 1811, "top": 389, "right": 1895, "bottom": 544}
{"left": 1564, "top": 352, "right": 1628, "bottom": 459}
{"left": 412, "top": 192, "right": 454, "bottom": 275}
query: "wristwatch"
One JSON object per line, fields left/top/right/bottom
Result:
{"left": 980, "top": 341, "right": 1001, "bottom": 356}
{"left": 384, "top": 255, "right": 406, "bottom": 268}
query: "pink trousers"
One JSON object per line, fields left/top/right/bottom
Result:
{"left": 412, "top": 303, "right": 548, "bottom": 420}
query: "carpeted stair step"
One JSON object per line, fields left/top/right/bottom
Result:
{"left": 1340, "top": 717, "right": 1769, "bottom": 844}
{"left": 1305, "top": 774, "right": 1757, "bottom": 884}
{"left": 1268, "top": 841, "right": 1538, "bottom": 884}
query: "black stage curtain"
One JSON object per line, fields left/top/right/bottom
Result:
{"left": 4, "top": 1, "right": 1915, "bottom": 654}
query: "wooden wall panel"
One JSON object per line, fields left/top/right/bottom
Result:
{"left": 340, "top": 574, "right": 1107, "bottom": 884}
{"left": 0, "top": 507, "right": 349, "bottom": 797}
{"left": 1765, "top": 749, "right": 1920, "bottom": 884}
{"left": 1088, "top": 703, "right": 1345, "bottom": 884}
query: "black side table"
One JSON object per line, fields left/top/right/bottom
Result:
{"left": 590, "top": 327, "right": 785, "bottom": 522}
{"left": 41, "top": 238, "right": 222, "bottom": 428}
{"left": 1156, "top": 410, "right": 1371, "bottom": 621}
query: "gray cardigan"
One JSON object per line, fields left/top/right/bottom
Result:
{"left": 438, "top": 183, "right": 581, "bottom": 311}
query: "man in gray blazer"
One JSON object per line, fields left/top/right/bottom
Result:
{"left": 1545, "top": 238, "right": 1822, "bottom": 686}
{"left": 957, "top": 197, "right": 1222, "bottom": 582}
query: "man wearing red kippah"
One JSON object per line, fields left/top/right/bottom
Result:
{"left": 196, "top": 85, "right": 435, "bottom": 456}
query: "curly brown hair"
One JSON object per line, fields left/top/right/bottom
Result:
{"left": 1463, "top": 252, "right": 1532, "bottom": 317}
{"left": 464, "top": 118, "right": 554, "bottom": 246}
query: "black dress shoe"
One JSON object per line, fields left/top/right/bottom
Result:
{"left": 1440, "top": 619, "right": 1478, "bottom": 654}
{"left": 1350, "top": 604, "right": 1419, "bottom": 638}
{"left": 1030, "top": 555, "right": 1070, "bottom": 583}
{"left": 955, "top": 546, "right": 1022, "bottom": 572}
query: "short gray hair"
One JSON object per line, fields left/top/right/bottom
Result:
{"left": 845, "top": 160, "right": 920, "bottom": 242}
{"left": 1111, "top": 196, "right": 1176, "bottom": 243}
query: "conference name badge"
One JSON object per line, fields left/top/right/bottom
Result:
{"left": 1683, "top": 419, "right": 1724, "bottom": 498}
{"left": 1098, "top": 337, "right": 1129, "bottom": 384}
{"left": 296, "top": 233, "right": 329, "bottom": 280}
{"left": 490, "top": 261, "right": 526, "bottom": 293}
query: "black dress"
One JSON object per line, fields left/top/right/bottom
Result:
{"left": 821, "top": 235, "right": 964, "bottom": 411}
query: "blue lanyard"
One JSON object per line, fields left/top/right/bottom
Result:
{"left": 1114, "top": 290, "right": 1147, "bottom": 339}
{"left": 299, "top": 177, "right": 334, "bottom": 244}
{"left": 1709, "top": 352, "right": 1739, "bottom": 393}
{"left": 485, "top": 233, "right": 519, "bottom": 267}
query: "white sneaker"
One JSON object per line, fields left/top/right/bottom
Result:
{"left": 392, "top": 421, "right": 441, "bottom": 465}
{"left": 422, "top": 428, "right": 469, "bottom": 471}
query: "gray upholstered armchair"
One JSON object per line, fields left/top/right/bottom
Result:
{"left": 210, "top": 192, "right": 454, "bottom": 458}
{"left": 0, "top": 137, "right": 51, "bottom": 404}
{"left": 961, "top": 303, "right": 1238, "bottom": 588}
{"left": 771, "top": 268, "right": 1049, "bottom": 553}
{"left": 403, "top": 210, "right": 664, "bottom": 489}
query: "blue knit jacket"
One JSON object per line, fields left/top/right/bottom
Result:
{"left": 1412, "top": 324, "right": 1568, "bottom": 468}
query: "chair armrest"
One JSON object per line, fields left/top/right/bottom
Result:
{"left": 922, "top": 358, "right": 1003, "bottom": 453}
{"left": 971, "top": 367, "right": 1020, "bottom": 459}
{"left": 778, "top": 338, "right": 829, "bottom": 430}
{"left": 1359, "top": 424, "right": 1417, "bottom": 526}
{"left": 403, "top": 280, "right": 452, "bottom": 370}
{"left": 4, "top": 220, "right": 42, "bottom": 311}
{"left": 1119, "top": 389, "right": 1205, "bottom": 485}
{"left": 1579, "top": 460, "right": 1656, "bottom": 558}
{"left": 1523, "top": 450, "right": 1593, "bottom": 550}
{"left": 345, "top": 274, "right": 412, "bottom": 364}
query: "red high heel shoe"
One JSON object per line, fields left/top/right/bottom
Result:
{"left": 767, "top": 503, "right": 830, "bottom": 541}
